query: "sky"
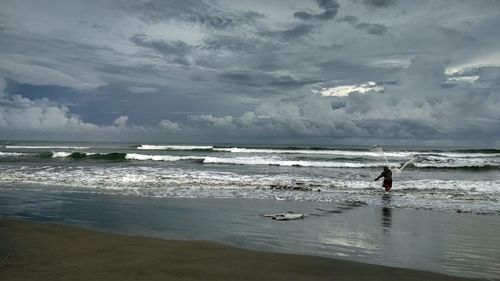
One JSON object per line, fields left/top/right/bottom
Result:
{"left": 1, "top": 0, "right": 500, "bottom": 146}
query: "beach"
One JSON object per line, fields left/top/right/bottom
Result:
{"left": 1, "top": 218, "right": 479, "bottom": 281}
{"left": 1, "top": 188, "right": 500, "bottom": 280}
{"left": 1, "top": 142, "right": 500, "bottom": 280}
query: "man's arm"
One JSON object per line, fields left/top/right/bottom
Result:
{"left": 374, "top": 171, "right": 384, "bottom": 181}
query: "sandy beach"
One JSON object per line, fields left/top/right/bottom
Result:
{"left": 1, "top": 219, "right": 482, "bottom": 281}
{"left": 1, "top": 188, "right": 500, "bottom": 279}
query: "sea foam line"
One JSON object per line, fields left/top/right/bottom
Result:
{"left": 0, "top": 152, "right": 28, "bottom": 156}
{"left": 137, "top": 145, "right": 213, "bottom": 150}
{"left": 6, "top": 145, "right": 90, "bottom": 149}
{"left": 125, "top": 153, "right": 204, "bottom": 161}
{"left": 46, "top": 151, "right": 500, "bottom": 169}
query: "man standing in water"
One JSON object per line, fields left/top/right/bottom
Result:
{"left": 375, "top": 166, "right": 392, "bottom": 191}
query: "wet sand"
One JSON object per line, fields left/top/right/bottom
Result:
{"left": 0, "top": 219, "right": 479, "bottom": 281}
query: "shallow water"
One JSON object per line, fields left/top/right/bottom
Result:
{"left": 1, "top": 188, "right": 499, "bottom": 280}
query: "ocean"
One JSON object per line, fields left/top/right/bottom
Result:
{"left": 1, "top": 141, "right": 499, "bottom": 215}
{"left": 2, "top": 141, "right": 500, "bottom": 279}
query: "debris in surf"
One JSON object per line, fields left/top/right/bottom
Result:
{"left": 270, "top": 181, "right": 321, "bottom": 192}
{"left": 262, "top": 212, "right": 304, "bottom": 220}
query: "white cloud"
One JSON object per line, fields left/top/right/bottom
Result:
{"left": 189, "top": 114, "right": 234, "bottom": 128}
{"left": 158, "top": 119, "right": 180, "bottom": 130}
{"left": 0, "top": 94, "right": 98, "bottom": 130}
{"left": 314, "top": 81, "right": 383, "bottom": 97}
{"left": 113, "top": 115, "right": 128, "bottom": 126}
{"left": 446, "top": 75, "right": 479, "bottom": 84}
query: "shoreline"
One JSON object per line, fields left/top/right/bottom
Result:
{"left": 0, "top": 218, "right": 480, "bottom": 281}
{"left": 2, "top": 188, "right": 500, "bottom": 279}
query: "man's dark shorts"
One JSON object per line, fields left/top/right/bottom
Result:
{"left": 383, "top": 179, "right": 392, "bottom": 191}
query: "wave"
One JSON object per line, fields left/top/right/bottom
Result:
{"left": 6, "top": 145, "right": 90, "bottom": 149}
{"left": 137, "top": 145, "right": 214, "bottom": 151}
{"left": 50, "top": 152, "right": 127, "bottom": 160}
{"left": 202, "top": 157, "right": 392, "bottom": 168}
{"left": 452, "top": 149, "right": 500, "bottom": 154}
{"left": 2, "top": 165, "right": 499, "bottom": 215}
{"left": 125, "top": 154, "right": 394, "bottom": 167}
{"left": 38, "top": 151, "right": 500, "bottom": 169}
{"left": 131, "top": 145, "right": 500, "bottom": 160}
{"left": 125, "top": 153, "right": 204, "bottom": 162}
{"left": 49, "top": 152, "right": 206, "bottom": 162}
{"left": 0, "top": 152, "right": 28, "bottom": 156}
{"left": 412, "top": 163, "right": 500, "bottom": 170}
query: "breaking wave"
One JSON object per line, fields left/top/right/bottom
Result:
{"left": 0, "top": 152, "right": 28, "bottom": 157}
{"left": 1, "top": 165, "right": 499, "bottom": 215}
{"left": 137, "top": 145, "right": 214, "bottom": 151}
{"left": 42, "top": 152, "right": 500, "bottom": 169}
{"left": 50, "top": 152, "right": 127, "bottom": 160}
{"left": 6, "top": 145, "right": 90, "bottom": 149}
{"left": 125, "top": 153, "right": 204, "bottom": 162}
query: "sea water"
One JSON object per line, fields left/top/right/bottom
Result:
{"left": 1, "top": 141, "right": 499, "bottom": 215}
{"left": 1, "top": 141, "right": 500, "bottom": 279}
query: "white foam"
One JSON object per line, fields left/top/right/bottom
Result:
{"left": 213, "top": 147, "right": 416, "bottom": 157}
{"left": 1, "top": 165, "right": 500, "bottom": 214}
{"left": 52, "top": 152, "right": 72, "bottom": 158}
{"left": 416, "top": 156, "right": 500, "bottom": 168}
{"left": 125, "top": 153, "right": 204, "bottom": 161}
{"left": 137, "top": 145, "right": 213, "bottom": 150}
{"left": 0, "top": 152, "right": 27, "bottom": 156}
{"left": 215, "top": 147, "right": 500, "bottom": 159}
{"left": 6, "top": 145, "right": 90, "bottom": 149}
{"left": 203, "top": 156, "right": 395, "bottom": 168}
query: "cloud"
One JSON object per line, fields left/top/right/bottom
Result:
{"left": 294, "top": 0, "right": 340, "bottom": 21}
{"left": 130, "top": 34, "right": 191, "bottom": 65}
{"left": 361, "top": 0, "right": 396, "bottom": 8}
{"left": 0, "top": 78, "right": 6, "bottom": 96}
{"left": 179, "top": 57, "right": 500, "bottom": 140}
{"left": 315, "top": 81, "right": 384, "bottom": 96}
{"left": 1, "top": 1, "right": 499, "bottom": 144}
{"left": 338, "top": 16, "right": 387, "bottom": 35}
{"left": 258, "top": 24, "right": 316, "bottom": 40}
{"left": 355, "top": 23, "right": 388, "bottom": 35}
{"left": 127, "top": 87, "right": 158, "bottom": 94}
{"left": 0, "top": 94, "right": 97, "bottom": 131}
{"left": 113, "top": 115, "right": 128, "bottom": 126}
{"left": 125, "top": 0, "right": 262, "bottom": 29}
{"left": 219, "top": 71, "right": 321, "bottom": 88}
{"left": 0, "top": 57, "right": 105, "bottom": 90}
{"left": 0, "top": 81, "right": 181, "bottom": 141}
{"left": 158, "top": 119, "right": 180, "bottom": 130}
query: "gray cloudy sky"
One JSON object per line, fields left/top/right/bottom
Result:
{"left": 1, "top": 0, "right": 500, "bottom": 145}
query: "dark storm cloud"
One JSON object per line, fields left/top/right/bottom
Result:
{"left": 200, "top": 36, "right": 255, "bottom": 51}
{"left": 338, "top": 15, "right": 387, "bottom": 35}
{"left": 294, "top": 0, "right": 340, "bottom": 21}
{"left": 356, "top": 23, "right": 388, "bottom": 35}
{"left": 361, "top": 0, "right": 396, "bottom": 8}
{"left": 1, "top": 1, "right": 500, "bottom": 143}
{"left": 126, "top": 0, "right": 262, "bottom": 29}
{"left": 130, "top": 34, "right": 191, "bottom": 65}
{"left": 259, "top": 24, "right": 316, "bottom": 40}
{"left": 219, "top": 71, "right": 321, "bottom": 89}
{"left": 436, "top": 26, "right": 475, "bottom": 42}
{"left": 183, "top": 58, "right": 500, "bottom": 141}
{"left": 315, "top": 59, "right": 398, "bottom": 81}
{"left": 338, "top": 15, "right": 358, "bottom": 24}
